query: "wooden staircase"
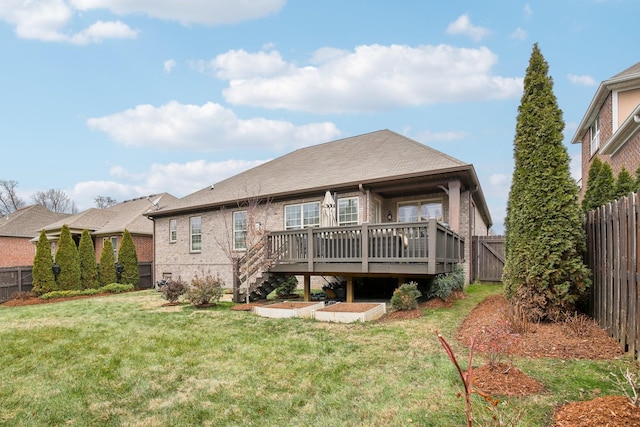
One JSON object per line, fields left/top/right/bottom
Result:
{"left": 234, "top": 236, "right": 288, "bottom": 302}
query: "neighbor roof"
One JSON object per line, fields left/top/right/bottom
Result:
{"left": 0, "top": 205, "right": 71, "bottom": 238}
{"left": 41, "top": 193, "right": 178, "bottom": 237}
{"left": 151, "top": 129, "right": 490, "bottom": 225}
{"left": 571, "top": 61, "right": 640, "bottom": 144}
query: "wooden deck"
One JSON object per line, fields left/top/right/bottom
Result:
{"left": 266, "top": 218, "right": 464, "bottom": 276}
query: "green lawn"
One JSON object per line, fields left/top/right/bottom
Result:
{"left": 0, "top": 284, "right": 634, "bottom": 426}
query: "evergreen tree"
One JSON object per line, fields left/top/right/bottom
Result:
{"left": 99, "top": 238, "right": 116, "bottom": 286}
{"left": 55, "top": 224, "right": 81, "bottom": 290}
{"left": 614, "top": 166, "right": 636, "bottom": 199}
{"left": 32, "top": 229, "right": 56, "bottom": 295}
{"left": 117, "top": 229, "right": 139, "bottom": 287}
{"left": 78, "top": 230, "right": 98, "bottom": 289}
{"left": 598, "top": 161, "right": 615, "bottom": 203}
{"left": 635, "top": 166, "right": 640, "bottom": 191}
{"left": 502, "top": 44, "right": 590, "bottom": 321}
{"left": 581, "top": 157, "right": 603, "bottom": 212}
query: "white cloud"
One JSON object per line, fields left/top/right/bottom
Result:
{"left": 209, "top": 44, "right": 522, "bottom": 113}
{"left": 445, "top": 14, "right": 490, "bottom": 42}
{"left": 0, "top": 0, "right": 284, "bottom": 43}
{"left": 69, "top": 158, "right": 266, "bottom": 210}
{"left": 524, "top": 4, "right": 533, "bottom": 16}
{"left": 510, "top": 27, "right": 527, "bottom": 40}
{"left": 164, "top": 59, "right": 177, "bottom": 73}
{"left": 568, "top": 73, "right": 597, "bottom": 86}
{"left": 70, "top": 0, "right": 286, "bottom": 25}
{"left": 0, "top": 0, "right": 138, "bottom": 44}
{"left": 87, "top": 101, "right": 341, "bottom": 151}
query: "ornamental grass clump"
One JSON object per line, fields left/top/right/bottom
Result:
{"left": 184, "top": 272, "right": 224, "bottom": 306}
{"left": 390, "top": 281, "right": 422, "bottom": 310}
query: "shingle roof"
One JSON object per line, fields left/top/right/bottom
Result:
{"left": 610, "top": 62, "right": 640, "bottom": 80}
{"left": 160, "top": 130, "right": 468, "bottom": 213}
{"left": 42, "top": 193, "right": 178, "bottom": 236}
{"left": 0, "top": 205, "right": 71, "bottom": 238}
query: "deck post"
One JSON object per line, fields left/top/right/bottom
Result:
{"left": 307, "top": 227, "right": 314, "bottom": 272}
{"left": 303, "top": 274, "right": 311, "bottom": 302}
{"left": 361, "top": 223, "right": 368, "bottom": 273}
{"left": 346, "top": 276, "right": 354, "bottom": 302}
{"left": 428, "top": 218, "right": 437, "bottom": 274}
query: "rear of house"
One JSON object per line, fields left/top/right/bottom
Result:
{"left": 148, "top": 130, "right": 492, "bottom": 301}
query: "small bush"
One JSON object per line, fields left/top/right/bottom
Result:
{"left": 502, "top": 302, "right": 537, "bottom": 334}
{"left": 390, "top": 281, "right": 422, "bottom": 311}
{"left": 610, "top": 368, "right": 640, "bottom": 407}
{"left": 426, "top": 264, "right": 464, "bottom": 301}
{"left": 10, "top": 291, "right": 34, "bottom": 300}
{"left": 98, "top": 283, "right": 134, "bottom": 293}
{"left": 160, "top": 278, "right": 187, "bottom": 303}
{"left": 275, "top": 276, "right": 298, "bottom": 297}
{"left": 184, "top": 273, "right": 224, "bottom": 306}
{"left": 475, "top": 320, "right": 520, "bottom": 370}
{"left": 562, "top": 311, "right": 596, "bottom": 338}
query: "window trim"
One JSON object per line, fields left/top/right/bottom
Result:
{"left": 169, "top": 219, "right": 177, "bottom": 243}
{"left": 233, "top": 211, "right": 247, "bottom": 251}
{"left": 190, "top": 216, "right": 202, "bottom": 253}
{"left": 337, "top": 196, "right": 359, "bottom": 226}
{"left": 589, "top": 117, "right": 600, "bottom": 156}
{"left": 284, "top": 201, "right": 320, "bottom": 230}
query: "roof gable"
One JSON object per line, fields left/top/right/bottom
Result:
{"left": 0, "top": 205, "right": 71, "bottom": 238}
{"left": 163, "top": 130, "right": 468, "bottom": 212}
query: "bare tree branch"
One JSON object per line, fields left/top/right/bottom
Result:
{"left": 94, "top": 195, "right": 117, "bottom": 209}
{"left": 0, "top": 179, "right": 25, "bottom": 216}
{"left": 32, "top": 189, "right": 77, "bottom": 213}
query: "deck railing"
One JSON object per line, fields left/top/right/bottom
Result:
{"left": 266, "top": 218, "right": 464, "bottom": 274}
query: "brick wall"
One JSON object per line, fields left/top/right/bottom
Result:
{"left": 0, "top": 237, "right": 37, "bottom": 267}
{"left": 609, "top": 132, "right": 640, "bottom": 178}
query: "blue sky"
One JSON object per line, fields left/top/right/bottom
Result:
{"left": 1, "top": 0, "right": 638, "bottom": 233}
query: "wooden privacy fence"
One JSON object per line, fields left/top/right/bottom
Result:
{"left": 586, "top": 192, "right": 640, "bottom": 359}
{"left": 471, "top": 236, "right": 505, "bottom": 283}
{"left": 0, "top": 262, "right": 154, "bottom": 304}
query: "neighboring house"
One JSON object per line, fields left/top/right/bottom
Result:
{"left": 0, "top": 205, "right": 70, "bottom": 267}
{"left": 147, "top": 130, "right": 492, "bottom": 302}
{"left": 40, "top": 193, "right": 177, "bottom": 263}
{"left": 572, "top": 62, "right": 640, "bottom": 198}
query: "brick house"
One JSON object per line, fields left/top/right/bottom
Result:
{"left": 40, "top": 194, "right": 177, "bottom": 264}
{"left": 147, "top": 130, "right": 492, "bottom": 302}
{"left": 0, "top": 205, "right": 70, "bottom": 267}
{"left": 572, "top": 62, "right": 640, "bottom": 197}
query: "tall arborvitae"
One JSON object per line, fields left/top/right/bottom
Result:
{"left": 614, "top": 166, "right": 636, "bottom": 199}
{"left": 32, "top": 229, "right": 56, "bottom": 295}
{"left": 99, "top": 238, "right": 116, "bottom": 286}
{"left": 78, "top": 230, "right": 98, "bottom": 289}
{"left": 582, "top": 157, "right": 604, "bottom": 212}
{"left": 502, "top": 43, "right": 590, "bottom": 321}
{"left": 117, "top": 229, "right": 139, "bottom": 287}
{"left": 55, "top": 224, "right": 82, "bottom": 290}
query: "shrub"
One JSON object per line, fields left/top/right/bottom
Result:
{"left": 610, "top": 368, "right": 640, "bottom": 407}
{"left": 160, "top": 278, "right": 187, "bottom": 303}
{"left": 390, "top": 281, "right": 422, "bottom": 310}
{"left": 427, "top": 264, "right": 464, "bottom": 301}
{"left": 275, "top": 275, "right": 298, "bottom": 297}
{"left": 98, "top": 283, "right": 134, "bottom": 293}
{"left": 501, "top": 302, "right": 537, "bottom": 334}
{"left": 55, "top": 224, "right": 82, "bottom": 291}
{"left": 79, "top": 229, "right": 98, "bottom": 289}
{"left": 184, "top": 273, "right": 224, "bottom": 306}
{"left": 475, "top": 320, "right": 520, "bottom": 370}
{"left": 117, "top": 229, "right": 139, "bottom": 287}
{"left": 98, "top": 239, "right": 116, "bottom": 286}
{"left": 32, "top": 229, "right": 56, "bottom": 296}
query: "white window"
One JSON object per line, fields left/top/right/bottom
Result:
{"left": 111, "top": 236, "right": 118, "bottom": 259}
{"left": 284, "top": 202, "right": 320, "bottom": 230}
{"left": 590, "top": 117, "right": 600, "bottom": 156}
{"left": 338, "top": 197, "right": 359, "bottom": 226}
{"left": 398, "top": 200, "right": 443, "bottom": 222}
{"left": 190, "top": 216, "right": 201, "bottom": 252}
{"left": 169, "top": 219, "right": 177, "bottom": 243}
{"left": 233, "top": 211, "right": 247, "bottom": 250}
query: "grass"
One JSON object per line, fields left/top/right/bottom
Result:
{"left": 0, "top": 284, "right": 635, "bottom": 426}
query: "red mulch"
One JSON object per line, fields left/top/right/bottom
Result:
{"left": 1, "top": 293, "right": 114, "bottom": 306}
{"left": 456, "top": 293, "right": 631, "bottom": 426}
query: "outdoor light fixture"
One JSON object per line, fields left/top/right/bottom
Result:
{"left": 52, "top": 263, "right": 61, "bottom": 279}
{"left": 116, "top": 264, "right": 124, "bottom": 282}
{"left": 387, "top": 211, "right": 393, "bottom": 221}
